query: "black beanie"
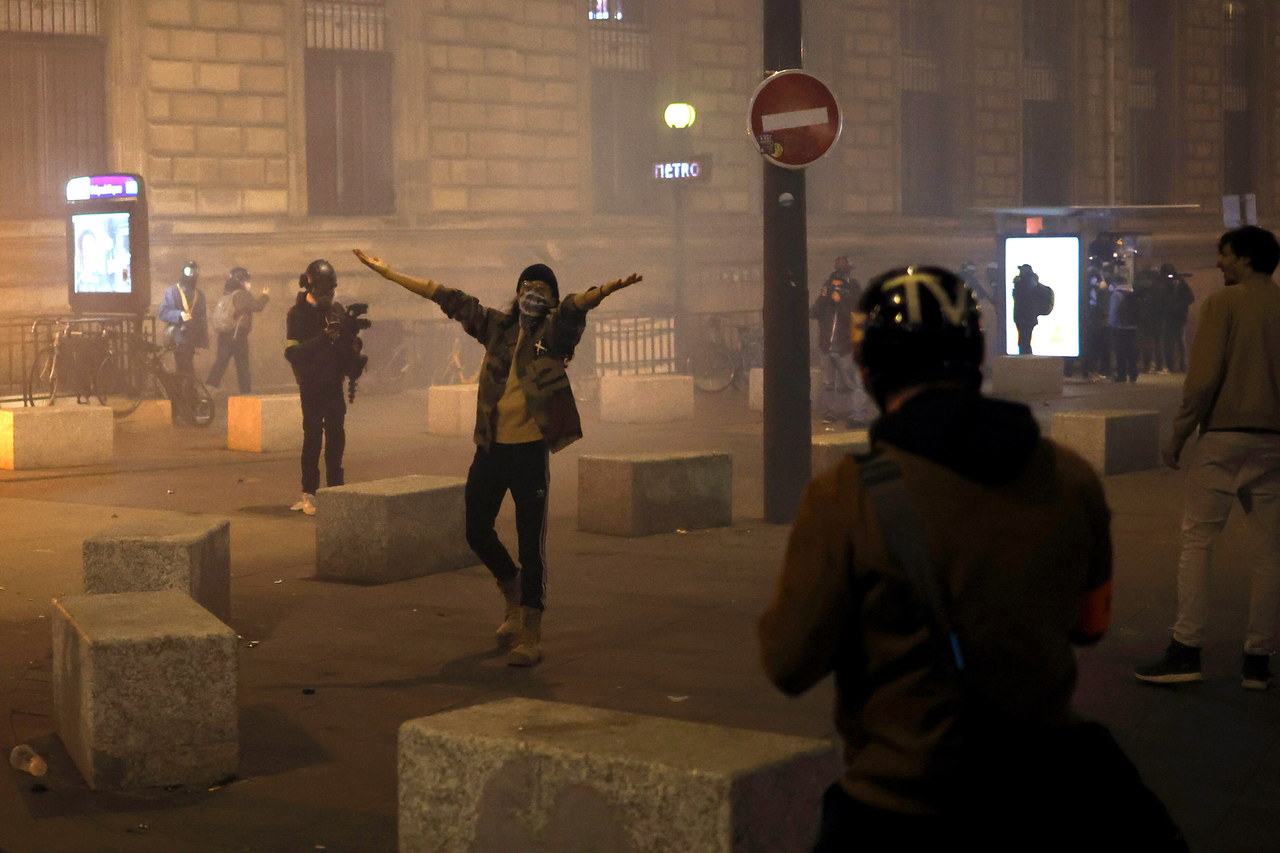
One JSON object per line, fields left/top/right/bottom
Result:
{"left": 517, "top": 263, "right": 559, "bottom": 302}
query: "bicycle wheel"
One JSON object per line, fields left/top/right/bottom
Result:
{"left": 173, "top": 376, "right": 216, "bottom": 426}
{"left": 26, "top": 348, "right": 57, "bottom": 405}
{"left": 92, "top": 354, "right": 145, "bottom": 417}
{"left": 689, "top": 344, "right": 735, "bottom": 392}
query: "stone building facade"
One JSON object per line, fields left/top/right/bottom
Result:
{"left": 0, "top": 0, "right": 1272, "bottom": 387}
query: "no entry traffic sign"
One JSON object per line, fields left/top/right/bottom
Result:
{"left": 748, "top": 70, "right": 842, "bottom": 169}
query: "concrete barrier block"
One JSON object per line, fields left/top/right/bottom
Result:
{"left": 315, "top": 475, "right": 473, "bottom": 584}
{"left": 1051, "top": 409, "right": 1160, "bottom": 475}
{"left": 599, "top": 374, "right": 694, "bottom": 423}
{"left": 578, "top": 451, "right": 731, "bottom": 536}
{"left": 428, "top": 384, "right": 478, "bottom": 437}
{"left": 990, "top": 355, "right": 1064, "bottom": 398}
{"left": 399, "top": 697, "right": 839, "bottom": 853}
{"left": 52, "top": 590, "right": 238, "bottom": 790}
{"left": 812, "top": 429, "right": 871, "bottom": 476}
{"left": 83, "top": 515, "right": 232, "bottom": 622}
{"left": 0, "top": 406, "right": 113, "bottom": 470}
{"left": 226, "top": 393, "right": 302, "bottom": 452}
{"left": 749, "top": 367, "right": 822, "bottom": 412}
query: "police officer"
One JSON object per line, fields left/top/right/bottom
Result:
{"left": 759, "top": 267, "right": 1181, "bottom": 849}
{"left": 285, "top": 260, "right": 350, "bottom": 516}
{"left": 158, "top": 260, "right": 209, "bottom": 377}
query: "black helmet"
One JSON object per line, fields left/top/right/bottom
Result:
{"left": 855, "top": 266, "right": 984, "bottom": 408}
{"left": 302, "top": 259, "right": 337, "bottom": 293}
{"left": 180, "top": 260, "right": 199, "bottom": 286}
{"left": 228, "top": 266, "right": 250, "bottom": 284}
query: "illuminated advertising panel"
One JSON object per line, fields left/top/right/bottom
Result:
{"left": 65, "top": 174, "right": 149, "bottom": 314}
{"left": 1001, "top": 235, "right": 1081, "bottom": 357}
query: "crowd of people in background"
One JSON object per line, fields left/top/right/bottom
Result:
{"left": 1081, "top": 260, "right": 1195, "bottom": 382}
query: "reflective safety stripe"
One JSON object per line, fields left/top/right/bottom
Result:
{"left": 286, "top": 339, "right": 301, "bottom": 348}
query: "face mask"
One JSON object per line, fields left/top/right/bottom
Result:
{"left": 518, "top": 290, "right": 551, "bottom": 329}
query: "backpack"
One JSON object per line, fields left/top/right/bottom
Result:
{"left": 1034, "top": 282, "right": 1055, "bottom": 316}
{"left": 211, "top": 293, "right": 238, "bottom": 334}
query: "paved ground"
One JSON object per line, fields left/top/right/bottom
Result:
{"left": 0, "top": 372, "right": 1277, "bottom": 852}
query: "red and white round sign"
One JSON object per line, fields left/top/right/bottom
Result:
{"left": 747, "top": 70, "right": 842, "bottom": 169}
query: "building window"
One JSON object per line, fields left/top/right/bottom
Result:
{"left": 0, "top": 0, "right": 104, "bottom": 217}
{"left": 901, "top": 0, "right": 951, "bottom": 216}
{"left": 589, "top": 1, "right": 658, "bottom": 213}
{"left": 304, "top": 2, "right": 394, "bottom": 215}
{"left": 1022, "top": 0, "right": 1072, "bottom": 205}
{"left": 1129, "top": 0, "right": 1174, "bottom": 203}
{"left": 588, "top": 0, "right": 647, "bottom": 25}
{"left": 1223, "top": 1, "right": 1257, "bottom": 196}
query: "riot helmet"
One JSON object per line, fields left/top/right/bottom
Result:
{"left": 180, "top": 260, "right": 199, "bottom": 287}
{"left": 854, "top": 266, "right": 984, "bottom": 408}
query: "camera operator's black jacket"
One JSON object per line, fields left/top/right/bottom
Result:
{"left": 285, "top": 292, "right": 347, "bottom": 385}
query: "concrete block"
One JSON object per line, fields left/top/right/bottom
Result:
{"left": 399, "top": 697, "right": 839, "bottom": 853}
{"left": 599, "top": 374, "right": 694, "bottom": 423}
{"left": 749, "top": 367, "right": 822, "bottom": 412}
{"left": 315, "top": 475, "right": 473, "bottom": 584}
{"left": 227, "top": 393, "right": 302, "bottom": 452}
{"left": 52, "top": 590, "right": 238, "bottom": 790}
{"left": 578, "top": 452, "right": 731, "bottom": 536}
{"left": 428, "top": 384, "right": 478, "bottom": 437}
{"left": 1051, "top": 409, "right": 1160, "bottom": 475}
{"left": 0, "top": 406, "right": 113, "bottom": 470}
{"left": 990, "top": 355, "right": 1064, "bottom": 398}
{"left": 83, "top": 515, "right": 232, "bottom": 622}
{"left": 812, "top": 429, "right": 871, "bottom": 476}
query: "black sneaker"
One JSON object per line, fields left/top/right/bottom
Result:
{"left": 1242, "top": 653, "right": 1272, "bottom": 690}
{"left": 1134, "top": 639, "right": 1203, "bottom": 684}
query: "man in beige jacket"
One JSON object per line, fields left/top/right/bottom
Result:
{"left": 1136, "top": 226, "right": 1280, "bottom": 690}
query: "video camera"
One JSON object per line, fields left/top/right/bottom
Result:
{"left": 326, "top": 302, "right": 371, "bottom": 401}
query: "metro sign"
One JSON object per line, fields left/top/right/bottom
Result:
{"left": 747, "top": 70, "right": 842, "bottom": 169}
{"left": 652, "top": 155, "right": 712, "bottom": 182}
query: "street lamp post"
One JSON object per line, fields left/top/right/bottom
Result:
{"left": 665, "top": 103, "right": 696, "bottom": 367}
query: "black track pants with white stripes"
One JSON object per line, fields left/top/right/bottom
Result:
{"left": 464, "top": 440, "right": 550, "bottom": 611}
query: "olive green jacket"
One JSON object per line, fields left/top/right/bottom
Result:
{"left": 430, "top": 285, "right": 591, "bottom": 453}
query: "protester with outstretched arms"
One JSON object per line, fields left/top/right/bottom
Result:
{"left": 354, "top": 248, "right": 641, "bottom": 666}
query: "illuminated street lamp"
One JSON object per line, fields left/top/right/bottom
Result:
{"left": 664, "top": 103, "right": 696, "bottom": 130}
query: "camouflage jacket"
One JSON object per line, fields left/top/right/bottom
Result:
{"left": 431, "top": 285, "right": 588, "bottom": 453}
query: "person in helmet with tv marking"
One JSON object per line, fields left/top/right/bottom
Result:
{"left": 758, "top": 267, "right": 1181, "bottom": 849}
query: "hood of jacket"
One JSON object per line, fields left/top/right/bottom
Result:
{"left": 870, "top": 388, "right": 1041, "bottom": 486}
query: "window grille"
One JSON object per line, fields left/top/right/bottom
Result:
{"left": 902, "top": 0, "right": 944, "bottom": 56}
{"left": 306, "top": 0, "right": 385, "bottom": 51}
{"left": 1129, "top": 67, "right": 1157, "bottom": 110}
{"left": 588, "top": 0, "right": 647, "bottom": 26}
{"left": 901, "top": 55, "right": 940, "bottom": 94}
{"left": 1022, "top": 65, "right": 1058, "bottom": 102}
{"left": 0, "top": 0, "right": 97, "bottom": 35}
{"left": 588, "top": 0, "right": 649, "bottom": 70}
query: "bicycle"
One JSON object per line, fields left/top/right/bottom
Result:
{"left": 431, "top": 327, "right": 482, "bottom": 386}
{"left": 688, "top": 314, "right": 764, "bottom": 392}
{"left": 93, "top": 333, "right": 215, "bottom": 426}
{"left": 25, "top": 318, "right": 110, "bottom": 408}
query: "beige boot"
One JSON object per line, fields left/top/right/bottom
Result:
{"left": 495, "top": 578, "right": 522, "bottom": 649}
{"left": 506, "top": 606, "right": 543, "bottom": 667}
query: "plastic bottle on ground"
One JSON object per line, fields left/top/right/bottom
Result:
{"left": 9, "top": 744, "right": 48, "bottom": 777}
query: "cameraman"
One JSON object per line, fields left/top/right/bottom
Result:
{"left": 285, "top": 259, "right": 356, "bottom": 516}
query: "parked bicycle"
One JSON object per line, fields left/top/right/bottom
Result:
{"left": 431, "top": 327, "right": 482, "bottom": 386}
{"left": 24, "top": 318, "right": 109, "bottom": 408}
{"left": 91, "top": 332, "right": 215, "bottom": 426}
{"left": 688, "top": 314, "right": 764, "bottom": 392}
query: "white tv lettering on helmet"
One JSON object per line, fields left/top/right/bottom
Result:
{"left": 881, "top": 272, "right": 969, "bottom": 327}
